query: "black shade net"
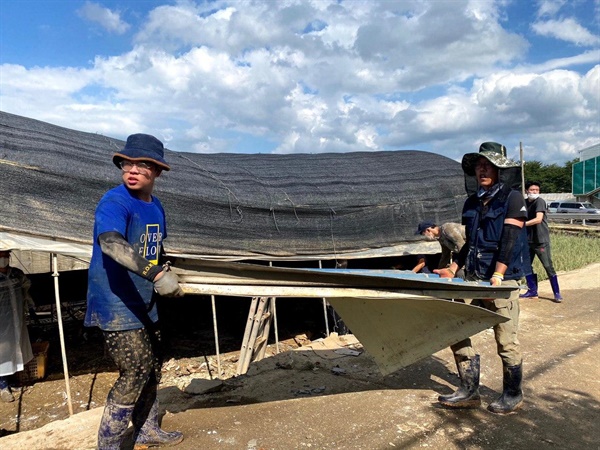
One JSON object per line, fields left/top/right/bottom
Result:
{"left": 0, "top": 111, "right": 467, "bottom": 260}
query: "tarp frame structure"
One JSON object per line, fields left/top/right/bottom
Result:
{"left": 0, "top": 111, "right": 513, "bottom": 411}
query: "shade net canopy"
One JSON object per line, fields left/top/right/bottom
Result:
{"left": 0, "top": 111, "right": 466, "bottom": 261}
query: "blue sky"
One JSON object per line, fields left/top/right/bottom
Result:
{"left": 1, "top": 0, "right": 598, "bottom": 164}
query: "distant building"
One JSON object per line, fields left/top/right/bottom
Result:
{"left": 540, "top": 193, "right": 576, "bottom": 203}
{"left": 579, "top": 143, "right": 600, "bottom": 160}
{"left": 573, "top": 143, "right": 600, "bottom": 206}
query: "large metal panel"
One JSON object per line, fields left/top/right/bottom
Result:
{"left": 179, "top": 260, "right": 513, "bottom": 376}
{"left": 326, "top": 296, "right": 506, "bottom": 375}
{"left": 175, "top": 259, "right": 515, "bottom": 299}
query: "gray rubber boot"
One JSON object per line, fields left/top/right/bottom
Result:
{"left": 438, "top": 355, "right": 481, "bottom": 409}
{"left": 488, "top": 363, "right": 524, "bottom": 414}
{"left": 97, "top": 401, "right": 134, "bottom": 450}
{"left": 133, "top": 397, "right": 183, "bottom": 448}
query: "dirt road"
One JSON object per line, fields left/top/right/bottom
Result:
{"left": 1, "top": 263, "right": 599, "bottom": 449}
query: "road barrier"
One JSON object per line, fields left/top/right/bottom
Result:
{"left": 547, "top": 213, "right": 600, "bottom": 226}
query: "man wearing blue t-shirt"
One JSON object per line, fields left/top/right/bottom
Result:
{"left": 85, "top": 134, "right": 184, "bottom": 449}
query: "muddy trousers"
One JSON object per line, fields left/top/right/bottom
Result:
{"left": 448, "top": 280, "right": 524, "bottom": 413}
{"left": 450, "top": 279, "right": 522, "bottom": 367}
{"left": 103, "top": 326, "right": 162, "bottom": 405}
{"left": 98, "top": 326, "right": 162, "bottom": 449}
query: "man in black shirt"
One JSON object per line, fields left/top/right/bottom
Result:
{"left": 521, "top": 181, "right": 563, "bottom": 303}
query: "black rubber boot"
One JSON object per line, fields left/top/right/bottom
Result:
{"left": 133, "top": 397, "right": 183, "bottom": 448}
{"left": 97, "top": 401, "right": 134, "bottom": 450}
{"left": 488, "top": 363, "right": 524, "bottom": 414}
{"left": 520, "top": 274, "right": 538, "bottom": 299}
{"left": 550, "top": 275, "right": 563, "bottom": 303}
{"left": 438, "top": 355, "right": 481, "bottom": 409}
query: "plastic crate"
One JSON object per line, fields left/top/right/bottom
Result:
{"left": 15, "top": 341, "right": 49, "bottom": 384}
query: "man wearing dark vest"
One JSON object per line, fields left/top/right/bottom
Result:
{"left": 434, "top": 142, "right": 528, "bottom": 414}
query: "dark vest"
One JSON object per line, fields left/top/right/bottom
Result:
{"left": 462, "top": 187, "right": 527, "bottom": 280}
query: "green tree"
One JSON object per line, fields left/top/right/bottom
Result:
{"left": 523, "top": 159, "right": 577, "bottom": 193}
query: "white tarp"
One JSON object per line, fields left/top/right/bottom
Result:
{"left": 0, "top": 269, "right": 34, "bottom": 376}
{"left": 0, "top": 231, "right": 91, "bottom": 273}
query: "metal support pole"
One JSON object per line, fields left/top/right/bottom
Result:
{"left": 52, "top": 254, "right": 73, "bottom": 416}
{"left": 269, "top": 261, "right": 280, "bottom": 353}
{"left": 520, "top": 141, "right": 525, "bottom": 197}
{"left": 210, "top": 295, "right": 221, "bottom": 378}
{"left": 272, "top": 298, "right": 280, "bottom": 354}
{"left": 319, "top": 260, "right": 330, "bottom": 337}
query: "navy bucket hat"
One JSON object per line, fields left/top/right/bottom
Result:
{"left": 415, "top": 220, "right": 435, "bottom": 235}
{"left": 112, "top": 133, "right": 171, "bottom": 171}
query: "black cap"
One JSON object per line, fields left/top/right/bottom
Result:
{"left": 415, "top": 221, "right": 435, "bottom": 235}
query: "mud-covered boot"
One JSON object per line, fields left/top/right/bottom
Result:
{"left": 97, "top": 401, "right": 134, "bottom": 450}
{"left": 488, "top": 363, "right": 524, "bottom": 414}
{"left": 550, "top": 275, "right": 563, "bottom": 303}
{"left": 520, "top": 274, "right": 538, "bottom": 299}
{"left": 133, "top": 397, "right": 183, "bottom": 448}
{"left": 0, "top": 387, "right": 14, "bottom": 403}
{"left": 438, "top": 355, "right": 481, "bottom": 409}
{"left": 0, "top": 377, "right": 14, "bottom": 403}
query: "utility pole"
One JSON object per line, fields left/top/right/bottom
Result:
{"left": 520, "top": 141, "right": 525, "bottom": 197}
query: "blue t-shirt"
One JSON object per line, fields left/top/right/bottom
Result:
{"left": 85, "top": 184, "right": 167, "bottom": 331}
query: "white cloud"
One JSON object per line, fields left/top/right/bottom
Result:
{"left": 77, "top": 1, "right": 130, "bottom": 35}
{"left": 409, "top": 66, "right": 600, "bottom": 162}
{"left": 532, "top": 18, "right": 600, "bottom": 46}
{"left": 1, "top": 0, "right": 598, "bottom": 164}
{"left": 580, "top": 64, "right": 600, "bottom": 102}
{"left": 523, "top": 50, "right": 600, "bottom": 72}
{"left": 535, "top": 0, "right": 567, "bottom": 18}
{"left": 0, "top": 64, "right": 96, "bottom": 124}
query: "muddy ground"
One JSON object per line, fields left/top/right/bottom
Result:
{"left": 0, "top": 263, "right": 598, "bottom": 450}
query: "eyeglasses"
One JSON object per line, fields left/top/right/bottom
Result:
{"left": 119, "top": 161, "right": 154, "bottom": 172}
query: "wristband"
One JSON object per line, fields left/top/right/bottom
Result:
{"left": 492, "top": 271, "right": 504, "bottom": 280}
{"left": 142, "top": 263, "right": 162, "bottom": 281}
{"left": 447, "top": 268, "right": 456, "bottom": 276}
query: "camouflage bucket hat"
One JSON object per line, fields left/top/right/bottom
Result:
{"left": 461, "top": 142, "right": 520, "bottom": 176}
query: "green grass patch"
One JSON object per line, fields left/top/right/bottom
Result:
{"left": 531, "top": 231, "right": 600, "bottom": 281}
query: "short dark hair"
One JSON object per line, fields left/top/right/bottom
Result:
{"left": 525, "top": 181, "right": 541, "bottom": 190}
